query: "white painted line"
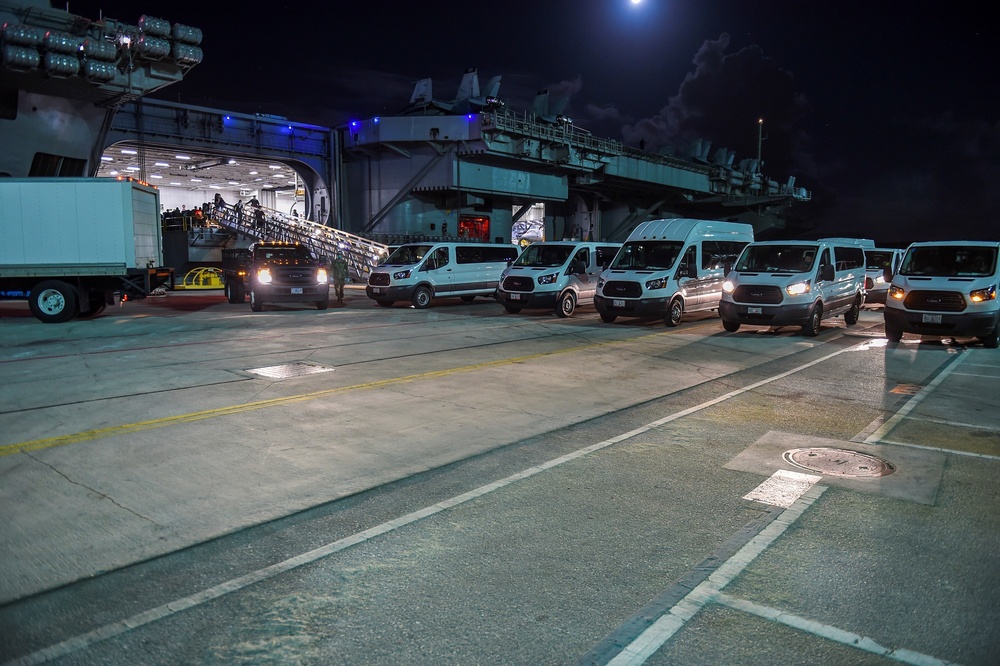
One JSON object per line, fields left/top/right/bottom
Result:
{"left": 743, "top": 469, "right": 822, "bottom": 508}
{"left": 864, "top": 351, "right": 968, "bottom": 445}
{"left": 876, "top": 439, "right": 1000, "bottom": 461}
{"left": 6, "top": 344, "right": 865, "bottom": 666}
{"left": 714, "top": 594, "right": 961, "bottom": 666}
{"left": 606, "top": 485, "right": 828, "bottom": 666}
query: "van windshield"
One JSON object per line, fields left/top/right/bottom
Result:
{"left": 385, "top": 245, "right": 433, "bottom": 265}
{"left": 866, "top": 251, "right": 896, "bottom": 270}
{"left": 735, "top": 245, "right": 816, "bottom": 273}
{"left": 514, "top": 244, "right": 574, "bottom": 267}
{"left": 610, "top": 241, "right": 683, "bottom": 270}
{"left": 899, "top": 246, "right": 996, "bottom": 277}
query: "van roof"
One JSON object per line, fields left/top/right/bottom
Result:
{"left": 628, "top": 218, "right": 754, "bottom": 241}
{"left": 906, "top": 240, "right": 1000, "bottom": 248}
{"left": 818, "top": 237, "right": 876, "bottom": 248}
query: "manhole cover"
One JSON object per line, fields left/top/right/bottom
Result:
{"left": 246, "top": 361, "right": 333, "bottom": 379}
{"left": 782, "top": 447, "right": 895, "bottom": 478}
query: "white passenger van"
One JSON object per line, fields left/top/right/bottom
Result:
{"left": 496, "top": 241, "right": 622, "bottom": 317}
{"left": 883, "top": 241, "right": 999, "bottom": 348}
{"left": 864, "top": 246, "right": 904, "bottom": 304}
{"left": 594, "top": 218, "right": 753, "bottom": 326}
{"left": 719, "top": 238, "right": 867, "bottom": 336}
{"left": 366, "top": 242, "right": 520, "bottom": 308}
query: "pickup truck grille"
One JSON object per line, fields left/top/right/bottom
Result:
{"left": 733, "top": 285, "right": 783, "bottom": 304}
{"left": 272, "top": 267, "right": 318, "bottom": 285}
{"left": 601, "top": 281, "right": 642, "bottom": 298}
{"left": 903, "top": 290, "right": 966, "bottom": 312}
{"left": 502, "top": 276, "right": 534, "bottom": 292}
{"left": 369, "top": 273, "right": 390, "bottom": 286}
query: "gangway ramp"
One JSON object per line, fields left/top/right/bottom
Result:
{"left": 212, "top": 202, "right": 388, "bottom": 282}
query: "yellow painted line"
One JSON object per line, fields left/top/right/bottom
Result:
{"left": 1, "top": 326, "right": 697, "bottom": 458}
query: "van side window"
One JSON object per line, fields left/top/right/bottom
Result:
{"left": 427, "top": 247, "right": 449, "bottom": 270}
{"left": 818, "top": 249, "right": 831, "bottom": 278}
{"left": 833, "top": 246, "right": 865, "bottom": 271}
{"left": 571, "top": 248, "right": 589, "bottom": 273}
{"left": 678, "top": 246, "right": 697, "bottom": 276}
{"left": 456, "top": 246, "right": 483, "bottom": 264}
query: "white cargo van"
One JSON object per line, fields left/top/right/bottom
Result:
{"left": 719, "top": 239, "right": 867, "bottom": 336}
{"left": 497, "top": 241, "right": 622, "bottom": 317}
{"left": 366, "top": 242, "right": 519, "bottom": 308}
{"left": 883, "top": 241, "right": 999, "bottom": 347}
{"left": 594, "top": 219, "right": 753, "bottom": 326}
{"left": 864, "top": 247, "right": 904, "bottom": 304}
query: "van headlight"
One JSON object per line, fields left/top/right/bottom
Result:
{"left": 722, "top": 280, "right": 735, "bottom": 293}
{"left": 888, "top": 285, "right": 905, "bottom": 300}
{"left": 257, "top": 268, "right": 272, "bottom": 284}
{"left": 393, "top": 269, "right": 411, "bottom": 280}
{"left": 645, "top": 277, "right": 668, "bottom": 290}
{"left": 538, "top": 272, "right": 558, "bottom": 285}
{"left": 786, "top": 280, "right": 811, "bottom": 296}
{"left": 970, "top": 285, "right": 996, "bottom": 303}
{"left": 597, "top": 277, "right": 606, "bottom": 288}
{"left": 316, "top": 268, "right": 329, "bottom": 284}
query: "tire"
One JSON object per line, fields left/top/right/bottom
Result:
{"left": 460, "top": 295, "right": 476, "bottom": 303}
{"left": 28, "top": 280, "right": 78, "bottom": 323}
{"left": 316, "top": 298, "right": 329, "bottom": 310}
{"left": 844, "top": 294, "right": 862, "bottom": 326}
{"left": 665, "top": 297, "right": 683, "bottom": 327}
{"left": 250, "top": 288, "right": 263, "bottom": 312}
{"left": 411, "top": 285, "right": 432, "bottom": 309}
{"left": 557, "top": 292, "right": 576, "bottom": 318}
{"left": 802, "top": 303, "right": 822, "bottom": 336}
{"left": 503, "top": 304, "right": 522, "bottom": 314}
{"left": 884, "top": 320, "right": 903, "bottom": 342}
{"left": 722, "top": 319, "right": 741, "bottom": 332}
{"left": 600, "top": 312, "right": 617, "bottom": 323}
{"left": 979, "top": 324, "right": 999, "bottom": 349}
{"left": 376, "top": 300, "right": 394, "bottom": 307}
{"left": 232, "top": 281, "right": 246, "bottom": 303}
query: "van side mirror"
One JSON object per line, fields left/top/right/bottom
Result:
{"left": 724, "top": 261, "right": 733, "bottom": 276}
{"left": 821, "top": 264, "right": 835, "bottom": 281}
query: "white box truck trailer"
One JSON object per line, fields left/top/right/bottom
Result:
{"left": 0, "top": 177, "right": 174, "bottom": 323}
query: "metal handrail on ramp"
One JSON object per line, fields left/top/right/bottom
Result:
{"left": 211, "top": 202, "right": 388, "bottom": 282}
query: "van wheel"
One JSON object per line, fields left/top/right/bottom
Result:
{"left": 250, "top": 289, "right": 263, "bottom": 312}
{"left": 665, "top": 298, "right": 683, "bottom": 327}
{"left": 460, "top": 295, "right": 476, "bottom": 302}
{"left": 600, "top": 312, "right": 617, "bottom": 323}
{"left": 29, "top": 280, "right": 78, "bottom": 323}
{"left": 885, "top": 321, "right": 903, "bottom": 342}
{"left": 802, "top": 304, "right": 822, "bottom": 336}
{"left": 503, "top": 304, "right": 522, "bottom": 314}
{"left": 376, "top": 300, "right": 394, "bottom": 307}
{"left": 723, "top": 319, "right": 740, "bottom": 332}
{"left": 411, "top": 286, "right": 433, "bottom": 309}
{"left": 979, "top": 324, "right": 1000, "bottom": 349}
{"left": 557, "top": 292, "right": 576, "bottom": 317}
{"left": 844, "top": 294, "right": 862, "bottom": 325}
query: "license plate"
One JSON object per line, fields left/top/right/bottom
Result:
{"left": 510, "top": 293, "right": 521, "bottom": 300}
{"left": 371, "top": 287, "right": 382, "bottom": 294}
{"left": 748, "top": 306, "right": 762, "bottom": 314}
{"left": 613, "top": 299, "right": 625, "bottom": 308}
{"left": 291, "top": 287, "right": 303, "bottom": 295}
{"left": 922, "top": 313, "right": 942, "bottom": 324}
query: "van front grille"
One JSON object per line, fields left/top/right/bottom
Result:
{"left": 733, "top": 285, "right": 783, "bottom": 304}
{"left": 368, "top": 273, "right": 390, "bottom": 286}
{"left": 602, "top": 281, "right": 642, "bottom": 298}
{"left": 502, "top": 276, "right": 534, "bottom": 292}
{"left": 903, "top": 290, "right": 966, "bottom": 312}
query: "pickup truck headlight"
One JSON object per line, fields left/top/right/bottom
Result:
{"left": 645, "top": 277, "right": 668, "bottom": 290}
{"left": 786, "top": 280, "right": 811, "bottom": 296}
{"left": 317, "top": 268, "right": 329, "bottom": 284}
{"left": 257, "top": 268, "right": 272, "bottom": 284}
{"left": 722, "top": 280, "right": 735, "bottom": 293}
{"left": 970, "top": 285, "right": 996, "bottom": 303}
{"left": 393, "top": 269, "right": 411, "bottom": 280}
{"left": 888, "top": 285, "right": 905, "bottom": 300}
{"left": 538, "top": 272, "right": 558, "bottom": 285}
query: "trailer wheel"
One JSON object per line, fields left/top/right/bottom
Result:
{"left": 28, "top": 280, "right": 78, "bottom": 323}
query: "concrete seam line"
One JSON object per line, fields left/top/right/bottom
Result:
{"left": 4, "top": 345, "right": 862, "bottom": 665}
{"left": 714, "top": 593, "right": 961, "bottom": 666}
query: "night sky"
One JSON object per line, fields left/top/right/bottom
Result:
{"left": 64, "top": 0, "right": 998, "bottom": 245}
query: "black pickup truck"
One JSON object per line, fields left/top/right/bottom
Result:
{"left": 222, "top": 241, "right": 330, "bottom": 311}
